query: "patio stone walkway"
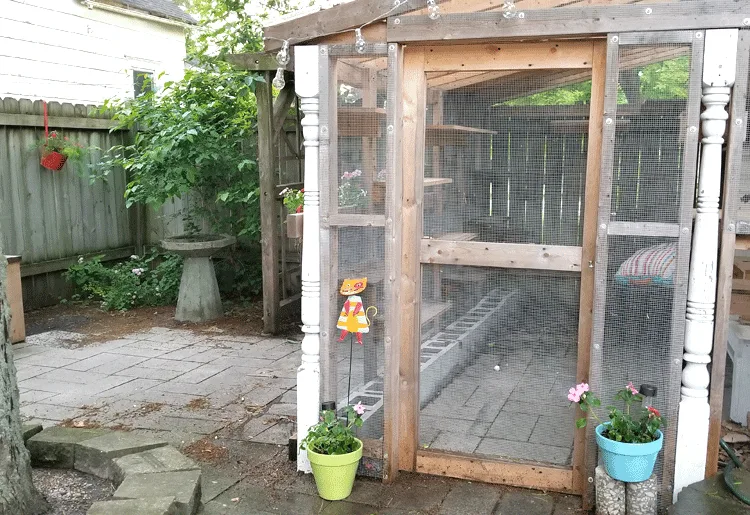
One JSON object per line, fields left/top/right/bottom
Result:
{"left": 15, "top": 326, "right": 300, "bottom": 448}
{"left": 14, "top": 325, "right": 585, "bottom": 514}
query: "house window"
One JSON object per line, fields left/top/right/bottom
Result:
{"left": 133, "top": 70, "right": 154, "bottom": 97}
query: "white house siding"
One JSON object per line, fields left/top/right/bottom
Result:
{"left": 0, "top": 0, "right": 188, "bottom": 104}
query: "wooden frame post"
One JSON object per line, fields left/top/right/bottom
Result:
{"left": 674, "top": 29, "right": 738, "bottom": 500}
{"left": 706, "top": 30, "right": 750, "bottom": 477}
{"left": 257, "top": 72, "right": 281, "bottom": 335}
{"left": 295, "top": 45, "right": 321, "bottom": 473}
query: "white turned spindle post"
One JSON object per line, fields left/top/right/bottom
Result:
{"left": 295, "top": 45, "right": 321, "bottom": 473}
{"left": 673, "top": 29, "right": 737, "bottom": 501}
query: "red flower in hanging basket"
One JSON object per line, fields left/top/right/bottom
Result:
{"left": 34, "top": 130, "right": 85, "bottom": 171}
{"left": 40, "top": 151, "right": 68, "bottom": 171}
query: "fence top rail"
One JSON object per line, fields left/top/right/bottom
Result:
{"left": 0, "top": 97, "right": 121, "bottom": 131}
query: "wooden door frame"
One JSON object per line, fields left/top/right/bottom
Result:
{"left": 395, "top": 39, "right": 606, "bottom": 494}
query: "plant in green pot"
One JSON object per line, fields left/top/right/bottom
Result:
{"left": 300, "top": 403, "right": 365, "bottom": 500}
{"left": 569, "top": 382, "right": 664, "bottom": 482}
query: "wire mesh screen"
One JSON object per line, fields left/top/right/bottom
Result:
{"left": 593, "top": 38, "right": 699, "bottom": 509}
{"left": 335, "top": 56, "right": 388, "bottom": 215}
{"left": 419, "top": 265, "right": 580, "bottom": 465}
{"left": 319, "top": 50, "right": 389, "bottom": 476}
{"left": 609, "top": 44, "right": 692, "bottom": 224}
{"left": 418, "top": 69, "right": 593, "bottom": 466}
{"left": 739, "top": 35, "right": 750, "bottom": 231}
{"left": 422, "top": 75, "right": 591, "bottom": 246}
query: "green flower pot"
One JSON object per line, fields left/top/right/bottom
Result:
{"left": 307, "top": 438, "right": 363, "bottom": 500}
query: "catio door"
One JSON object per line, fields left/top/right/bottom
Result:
{"left": 397, "top": 41, "right": 606, "bottom": 492}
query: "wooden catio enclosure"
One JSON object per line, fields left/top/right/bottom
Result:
{"left": 233, "top": 0, "right": 750, "bottom": 509}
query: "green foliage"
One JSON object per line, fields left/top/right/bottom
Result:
{"left": 64, "top": 251, "right": 183, "bottom": 311}
{"left": 34, "top": 131, "right": 86, "bottom": 160}
{"left": 97, "top": 64, "right": 264, "bottom": 239}
{"left": 173, "top": 0, "right": 296, "bottom": 59}
{"left": 504, "top": 56, "right": 689, "bottom": 106}
{"left": 573, "top": 385, "right": 664, "bottom": 444}
{"left": 300, "top": 407, "right": 364, "bottom": 455}
{"left": 280, "top": 188, "right": 304, "bottom": 214}
{"left": 638, "top": 56, "right": 690, "bottom": 100}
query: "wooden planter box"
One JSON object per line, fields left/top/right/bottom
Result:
{"left": 287, "top": 212, "right": 304, "bottom": 238}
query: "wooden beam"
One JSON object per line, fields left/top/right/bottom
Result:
{"left": 20, "top": 246, "right": 135, "bottom": 278}
{"left": 574, "top": 38, "right": 605, "bottom": 502}
{"left": 225, "top": 52, "right": 294, "bottom": 71}
{"left": 422, "top": 41, "right": 594, "bottom": 72}
{"left": 383, "top": 42, "right": 403, "bottom": 484}
{"left": 257, "top": 73, "right": 280, "bottom": 334}
{"left": 398, "top": 46, "right": 426, "bottom": 473}
{"left": 420, "top": 240, "right": 582, "bottom": 272}
{"left": 416, "top": 450, "right": 574, "bottom": 493}
{"left": 273, "top": 83, "right": 297, "bottom": 136}
{"left": 707, "top": 30, "right": 750, "bottom": 478}
{"left": 0, "top": 113, "right": 119, "bottom": 130}
{"left": 387, "top": 1, "right": 748, "bottom": 43}
{"left": 428, "top": 70, "right": 519, "bottom": 90}
{"left": 326, "top": 214, "right": 386, "bottom": 227}
{"left": 310, "top": 22, "right": 387, "bottom": 46}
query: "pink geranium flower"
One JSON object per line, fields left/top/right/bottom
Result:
{"left": 353, "top": 402, "right": 366, "bottom": 416}
{"left": 567, "top": 382, "right": 589, "bottom": 403}
{"left": 627, "top": 382, "right": 638, "bottom": 395}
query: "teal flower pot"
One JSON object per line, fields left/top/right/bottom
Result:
{"left": 595, "top": 423, "right": 663, "bottom": 482}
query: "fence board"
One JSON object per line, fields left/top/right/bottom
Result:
{"left": 0, "top": 96, "right": 180, "bottom": 309}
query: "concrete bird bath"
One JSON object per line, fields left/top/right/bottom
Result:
{"left": 161, "top": 234, "right": 236, "bottom": 322}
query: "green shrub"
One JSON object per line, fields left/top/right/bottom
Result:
{"left": 65, "top": 251, "right": 182, "bottom": 311}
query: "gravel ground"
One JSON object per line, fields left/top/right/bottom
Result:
{"left": 32, "top": 468, "right": 114, "bottom": 515}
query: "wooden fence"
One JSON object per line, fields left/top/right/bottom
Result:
{"left": 0, "top": 97, "right": 181, "bottom": 309}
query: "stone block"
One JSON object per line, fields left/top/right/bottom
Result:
{"left": 75, "top": 431, "right": 168, "bottom": 479}
{"left": 112, "top": 446, "right": 199, "bottom": 486}
{"left": 595, "top": 465, "right": 625, "bottom": 515}
{"left": 113, "top": 470, "right": 201, "bottom": 515}
{"left": 21, "top": 422, "right": 43, "bottom": 442}
{"left": 87, "top": 496, "right": 178, "bottom": 515}
{"left": 27, "top": 427, "right": 111, "bottom": 468}
{"left": 626, "top": 474, "right": 657, "bottom": 515}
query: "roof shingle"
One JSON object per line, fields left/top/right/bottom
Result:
{"left": 111, "top": 0, "right": 197, "bottom": 24}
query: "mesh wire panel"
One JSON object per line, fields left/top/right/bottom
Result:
{"left": 418, "top": 70, "right": 592, "bottom": 466}
{"left": 739, "top": 33, "right": 750, "bottom": 231}
{"left": 422, "top": 74, "right": 591, "bottom": 246}
{"left": 419, "top": 265, "right": 580, "bottom": 465}
{"left": 610, "top": 45, "right": 692, "bottom": 224}
{"left": 595, "top": 39, "right": 698, "bottom": 510}
{"left": 320, "top": 50, "right": 389, "bottom": 476}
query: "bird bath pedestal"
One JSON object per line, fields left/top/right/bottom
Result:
{"left": 161, "top": 234, "right": 236, "bottom": 322}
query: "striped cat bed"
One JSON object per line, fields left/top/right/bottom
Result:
{"left": 615, "top": 242, "right": 676, "bottom": 287}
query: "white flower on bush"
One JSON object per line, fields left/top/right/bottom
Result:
{"left": 78, "top": 256, "right": 84, "bottom": 264}
{"left": 130, "top": 255, "right": 139, "bottom": 260}
{"left": 132, "top": 268, "right": 146, "bottom": 276}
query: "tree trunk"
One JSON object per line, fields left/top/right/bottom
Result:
{"left": 0, "top": 251, "right": 48, "bottom": 515}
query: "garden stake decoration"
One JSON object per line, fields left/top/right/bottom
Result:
{"left": 337, "top": 278, "right": 377, "bottom": 406}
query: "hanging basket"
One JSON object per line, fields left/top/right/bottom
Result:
{"left": 40, "top": 151, "right": 67, "bottom": 171}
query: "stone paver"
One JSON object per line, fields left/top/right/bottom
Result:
{"left": 75, "top": 431, "right": 168, "bottom": 478}
{"left": 27, "top": 426, "right": 111, "bottom": 468}
{"left": 114, "top": 470, "right": 201, "bottom": 515}
{"left": 88, "top": 496, "right": 178, "bottom": 515}
{"left": 112, "top": 445, "right": 199, "bottom": 484}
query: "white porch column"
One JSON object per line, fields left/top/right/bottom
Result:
{"left": 673, "top": 29, "right": 737, "bottom": 501}
{"left": 295, "top": 45, "right": 321, "bottom": 474}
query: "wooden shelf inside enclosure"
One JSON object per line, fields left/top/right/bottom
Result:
{"left": 338, "top": 107, "right": 386, "bottom": 137}
{"left": 424, "top": 177, "right": 453, "bottom": 187}
{"left": 422, "top": 300, "right": 452, "bottom": 326}
{"left": 426, "top": 125, "right": 497, "bottom": 146}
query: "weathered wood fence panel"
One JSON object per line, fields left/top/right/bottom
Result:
{"left": 0, "top": 97, "right": 183, "bottom": 309}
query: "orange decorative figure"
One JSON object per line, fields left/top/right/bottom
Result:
{"left": 337, "top": 278, "right": 377, "bottom": 344}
